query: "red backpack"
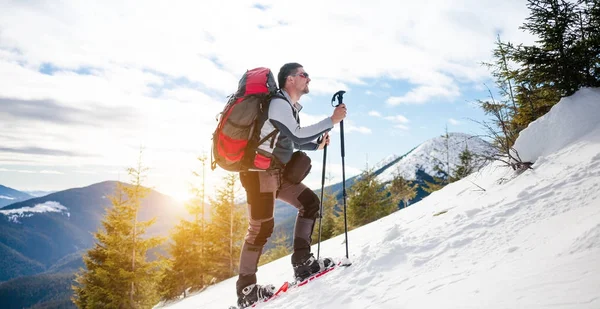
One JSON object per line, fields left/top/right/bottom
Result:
{"left": 211, "top": 67, "right": 284, "bottom": 172}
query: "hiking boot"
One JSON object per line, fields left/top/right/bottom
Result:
{"left": 292, "top": 253, "right": 334, "bottom": 282}
{"left": 236, "top": 283, "right": 276, "bottom": 308}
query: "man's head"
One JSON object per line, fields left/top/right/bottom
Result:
{"left": 278, "top": 62, "right": 311, "bottom": 97}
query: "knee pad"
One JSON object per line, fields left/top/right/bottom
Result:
{"left": 254, "top": 218, "right": 274, "bottom": 246}
{"left": 298, "top": 188, "right": 320, "bottom": 219}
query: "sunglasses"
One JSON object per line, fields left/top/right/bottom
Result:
{"left": 291, "top": 72, "right": 309, "bottom": 78}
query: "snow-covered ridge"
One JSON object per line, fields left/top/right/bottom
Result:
{"left": 514, "top": 87, "right": 600, "bottom": 163}
{"left": 377, "top": 132, "right": 494, "bottom": 182}
{"left": 0, "top": 201, "right": 70, "bottom": 223}
{"left": 370, "top": 154, "right": 401, "bottom": 171}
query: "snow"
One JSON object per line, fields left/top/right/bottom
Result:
{"left": 157, "top": 88, "right": 600, "bottom": 309}
{"left": 0, "top": 195, "right": 15, "bottom": 200}
{"left": 513, "top": 87, "right": 600, "bottom": 163}
{"left": 370, "top": 154, "right": 400, "bottom": 171}
{"left": 0, "top": 201, "right": 70, "bottom": 223}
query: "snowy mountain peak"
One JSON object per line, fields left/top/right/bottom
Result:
{"left": 377, "top": 132, "right": 494, "bottom": 182}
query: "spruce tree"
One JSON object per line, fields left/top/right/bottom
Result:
{"left": 388, "top": 174, "right": 417, "bottom": 209}
{"left": 259, "top": 231, "right": 292, "bottom": 265}
{"left": 160, "top": 154, "right": 209, "bottom": 300}
{"left": 422, "top": 164, "right": 447, "bottom": 194}
{"left": 450, "top": 145, "right": 475, "bottom": 182}
{"left": 515, "top": 0, "right": 581, "bottom": 96}
{"left": 204, "top": 174, "right": 246, "bottom": 281}
{"left": 319, "top": 187, "right": 340, "bottom": 241}
{"left": 159, "top": 222, "right": 195, "bottom": 300}
{"left": 72, "top": 157, "right": 164, "bottom": 309}
{"left": 574, "top": 0, "right": 600, "bottom": 86}
{"left": 347, "top": 167, "right": 396, "bottom": 227}
{"left": 310, "top": 185, "right": 340, "bottom": 244}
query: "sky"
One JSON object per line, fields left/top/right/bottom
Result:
{"left": 0, "top": 0, "right": 536, "bottom": 201}
{"left": 158, "top": 88, "right": 600, "bottom": 309}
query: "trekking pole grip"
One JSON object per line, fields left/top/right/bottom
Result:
{"left": 331, "top": 90, "right": 345, "bottom": 107}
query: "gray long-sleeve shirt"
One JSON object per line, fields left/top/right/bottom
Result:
{"left": 257, "top": 90, "right": 333, "bottom": 165}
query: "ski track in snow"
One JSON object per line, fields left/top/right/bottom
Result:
{"left": 158, "top": 89, "right": 600, "bottom": 309}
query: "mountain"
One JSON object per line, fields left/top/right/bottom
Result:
{"left": 376, "top": 132, "right": 493, "bottom": 183}
{"left": 0, "top": 185, "right": 34, "bottom": 208}
{"left": 0, "top": 181, "right": 188, "bottom": 282}
{"left": 0, "top": 273, "right": 76, "bottom": 309}
{"left": 156, "top": 89, "right": 600, "bottom": 309}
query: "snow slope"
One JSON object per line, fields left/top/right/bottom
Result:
{"left": 158, "top": 88, "right": 600, "bottom": 309}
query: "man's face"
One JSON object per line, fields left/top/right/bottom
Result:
{"left": 291, "top": 68, "right": 311, "bottom": 95}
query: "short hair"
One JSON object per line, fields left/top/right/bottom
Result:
{"left": 277, "top": 62, "right": 303, "bottom": 90}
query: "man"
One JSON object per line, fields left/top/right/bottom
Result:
{"left": 235, "top": 63, "right": 347, "bottom": 308}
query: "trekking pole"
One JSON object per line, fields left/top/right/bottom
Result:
{"left": 331, "top": 90, "right": 351, "bottom": 265}
{"left": 317, "top": 135, "right": 327, "bottom": 260}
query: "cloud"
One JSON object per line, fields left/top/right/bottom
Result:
{"left": 328, "top": 118, "right": 372, "bottom": 135}
{"left": 0, "top": 147, "right": 88, "bottom": 157}
{"left": 386, "top": 84, "right": 461, "bottom": 106}
{"left": 0, "top": 97, "right": 134, "bottom": 126}
{"left": 0, "top": 201, "right": 69, "bottom": 223}
{"left": 448, "top": 118, "right": 462, "bottom": 125}
{"left": 385, "top": 115, "right": 410, "bottom": 124}
{"left": 394, "top": 124, "right": 410, "bottom": 130}
{"left": 371, "top": 112, "right": 410, "bottom": 127}
{"left": 76, "top": 170, "right": 98, "bottom": 174}
{"left": 368, "top": 111, "right": 382, "bottom": 117}
{"left": 40, "top": 170, "right": 63, "bottom": 174}
{"left": 0, "top": 0, "right": 531, "bottom": 97}
{"left": 346, "top": 126, "right": 372, "bottom": 134}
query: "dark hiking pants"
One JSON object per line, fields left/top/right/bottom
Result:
{"left": 236, "top": 169, "right": 320, "bottom": 291}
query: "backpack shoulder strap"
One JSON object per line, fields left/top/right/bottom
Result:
{"left": 271, "top": 90, "right": 298, "bottom": 121}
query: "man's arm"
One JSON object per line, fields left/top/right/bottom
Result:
{"left": 295, "top": 142, "right": 319, "bottom": 150}
{"left": 269, "top": 98, "right": 333, "bottom": 145}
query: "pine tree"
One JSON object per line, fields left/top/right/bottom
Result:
{"left": 480, "top": 36, "right": 527, "bottom": 138}
{"left": 72, "top": 155, "right": 164, "bottom": 309}
{"left": 259, "top": 231, "right": 292, "bottom": 265}
{"left": 574, "top": 0, "right": 600, "bottom": 86}
{"left": 319, "top": 187, "right": 340, "bottom": 241}
{"left": 388, "top": 173, "right": 417, "bottom": 209}
{"left": 515, "top": 0, "right": 581, "bottom": 96}
{"left": 160, "top": 154, "right": 210, "bottom": 300}
{"left": 310, "top": 185, "right": 340, "bottom": 244}
{"left": 442, "top": 127, "right": 451, "bottom": 179}
{"left": 422, "top": 174, "right": 444, "bottom": 194}
{"left": 204, "top": 173, "right": 246, "bottom": 281}
{"left": 159, "top": 222, "right": 194, "bottom": 300}
{"left": 347, "top": 167, "right": 396, "bottom": 227}
{"left": 450, "top": 145, "right": 475, "bottom": 182}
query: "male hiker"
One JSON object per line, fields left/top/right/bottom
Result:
{"left": 235, "top": 62, "right": 347, "bottom": 308}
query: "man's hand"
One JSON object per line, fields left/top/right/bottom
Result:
{"left": 318, "top": 132, "right": 330, "bottom": 150}
{"left": 331, "top": 103, "right": 347, "bottom": 124}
